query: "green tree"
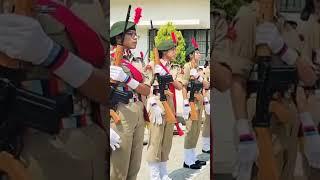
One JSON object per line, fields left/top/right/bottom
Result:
{"left": 211, "top": 0, "right": 251, "bottom": 20}
{"left": 151, "top": 22, "right": 186, "bottom": 65}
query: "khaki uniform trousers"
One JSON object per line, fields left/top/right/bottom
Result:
{"left": 246, "top": 96, "right": 300, "bottom": 180}
{"left": 110, "top": 101, "right": 145, "bottom": 180}
{"left": 202, "top": 114, "right": 210, "bottom": 138}
{"left": 300, "top": 93, "right": 320, "bottom": 180}
{"left": 20, "top": 123, "right": 107, "bottom": 180}
{"left": 146, "top": 120, "right": 174, "bottom": 162}
{"left": 184, "top": 100, "right": 203, "bottom": 149}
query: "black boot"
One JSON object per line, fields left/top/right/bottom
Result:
{"left": 195, "top": 160, "right": 206, "bottom": 166}
{"left": 183, "top": 162, "right": 202, "bottom": 169}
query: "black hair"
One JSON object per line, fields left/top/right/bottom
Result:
{"left": 110, "top": 26, "right": 136, "bottom": 46}
{"left": 110, "top": 37, "right": 117, "bottom": 46}
{"left": 204, "top": 60, "right": 209, "bottom": 68}
{"left": 185, "top": 54, "right": 192, "bottom": 62}
{"left": 186, "top": 48, "right": 199, "bottom": 62}
{"left": 159, "top": 50, "right": 164, "bottom": 59}
{"left": 301, "top": 0, "right": 315, "bottom": 21}
{"left": 158, "top": 47, "right": 175, "bottom": 59}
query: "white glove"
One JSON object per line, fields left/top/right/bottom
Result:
{"left": 110, "top": 66, "right": 129, "bottom": 82}
{"left": 204, "top": 97, "right": 210, "bottom": 115}
{"left": 190, "top": 68, "right": 199, "bottom": 79}
{"left": 149, "top": 97, "right": 163, "bottom": 125}
{"left": 190, "top": 68, "right": 204, "bottom": 82}
{"left": 154, "top": 64, "right": 167, "bottom": 76}
{"left": 198, "top": 76, "right": 204, "bottom": 83}
{"left": 182, "top": 99, "right": 191, "bottom": 120}
{"left": 256, "top": 23, "right": 298, "bottom": 65}
{"left": 110, "top": 128, "right": 121, "bottom": 151}
{"left": 0, "top": 14, "right": 93, "bottom": 88}
{"left": 0, "top": 14, "right": 54, "bottom": 65}
{"left": 256, "top": 22, "right": 285, "bottom": 54}
{"left": 110, "top": 65, "right": 139, "bottom": 89}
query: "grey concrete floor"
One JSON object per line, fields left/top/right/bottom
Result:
{"left": 137, "top": 125, "right": 210, "bottom": 180}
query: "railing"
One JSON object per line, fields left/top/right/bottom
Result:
{"left": 279, "top": 0, "right": 305, "bottom": 13}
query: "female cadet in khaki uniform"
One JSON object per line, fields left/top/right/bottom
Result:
{"left": 201, "top": 63, "right": 210, "bottom": 153}
{"left": 0, "top": 1, "right": 111, "bottom": 180}
{"left": 109, "top": 20, "right": 151, "bottom": 180}
{"left": 144, "top": 39, "right": 183, "bottom": 180}
{"left": 223, "top": 1, "right": 317, "bottom": 179}
{"left": 297, "top": 0, "right": 320, "bottom": 178}
{"left": 180, "top": 42, "right": 210, "bottom": 169}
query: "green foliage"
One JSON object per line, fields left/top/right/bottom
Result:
{"left": 151, "top": 22, "right": 186, "bottom": 65}
{"left": 211, "top": 0, "right": 251, "bottom": 20}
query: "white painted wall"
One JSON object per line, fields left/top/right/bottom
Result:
{"left": 110, "top": 0, "right": 210, "bottom": 58}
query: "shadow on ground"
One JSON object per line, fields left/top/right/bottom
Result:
{"left": 168, "top": 153, "right": 210, "bottom": 180}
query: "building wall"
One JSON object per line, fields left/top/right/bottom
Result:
{"left": 110, "top": 0, "right": 210, "bottom": 57}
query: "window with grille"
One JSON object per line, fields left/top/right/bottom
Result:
{"left": 149, "top": 29, "right": 210, "bottom": 66}
{"left": 279, "top": 0, "right": 305, "bottom": 13}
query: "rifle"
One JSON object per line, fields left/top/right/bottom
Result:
{"left": 0, "top": 59, "right": 74, "bottom": 180}
{"left": 187, "top": 78, "right": 203, "bottom": 120}
{"left": 0, "top": 1, "right": 76, "bottom": 179}
{"left": 151, "top": 20, "right": 177, "bottom": 124}
{"left": 110, "top": 5, "right": 132, "bottom": 124}
{"left": 249, "top": 0, "right": 298, "bottom": 179}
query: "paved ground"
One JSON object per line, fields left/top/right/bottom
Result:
{"left": 137, "top": 125, "right": 210, "bottom": 180}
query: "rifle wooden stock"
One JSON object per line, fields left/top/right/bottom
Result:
{"left": 0, "top": 152, "right": 31, "bottom": 180}
{"left": 189, "top": 101, "right": 198, "bottom": 120}
{"left": 255, "top": 0, "right": 279, "bottom": 180}
{"left": 114, "top": 45, "right": 123, "bottom": 66}
{"left": 153, "top": 47, "right": 160, "bottom": 65}
{"left": 110, "top": 109, "right": 120, "bottom": 124}
{"left": 163, "top": 100, "right": 177, "bottom": 123}
{"left": 13, "top": 0, "right": 33, "bottom": 16}
{"left": 111, "top": 45, "right": 124, "bottom": 84}
{"left": 269, "top": 100, "right": 292, "bottom": 123}
{"left": 153, "top": 47, "right": 177, "bottom": 124}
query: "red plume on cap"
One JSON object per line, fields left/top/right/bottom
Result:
{"left": 191, "top": 37, "right": 199, "bottom": 49}
{"left": 140, "top": 51, "right": 144, "bottom": 59}
{"left": 171, "top": 32, "right": 177, "bottom": 44}
{"left": 134, "top": 7, "right": 142, "bottom": 24}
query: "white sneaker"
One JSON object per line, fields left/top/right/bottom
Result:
{"left": 162, "top": 175, "right": 172, "bottom": 180}
{"left": 184, "top": 149, "right": 195, "bottom": 166}
{"left": 159, "top": 161, "right": 168, "bottom": 178}
{"left": 148, "top": 162, "right": 161, "bottom": 180}
{"left": 304, "top": 131, "right": 320, "bottom": 168}
{"left": 202, "top": 137, "right": 210, "bottom": 152}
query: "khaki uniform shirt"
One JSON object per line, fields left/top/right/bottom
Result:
{"left": 144, "top": 59, "right": 176, "bottom": 113}
{"left": 223, "top": 1, "right": 305, "bottom": 79}
{"left": 178, "top": 62, "right": 203, "bottom": 106}
{"left": 299, "top": 14, "right": 320, "bottom": 124}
